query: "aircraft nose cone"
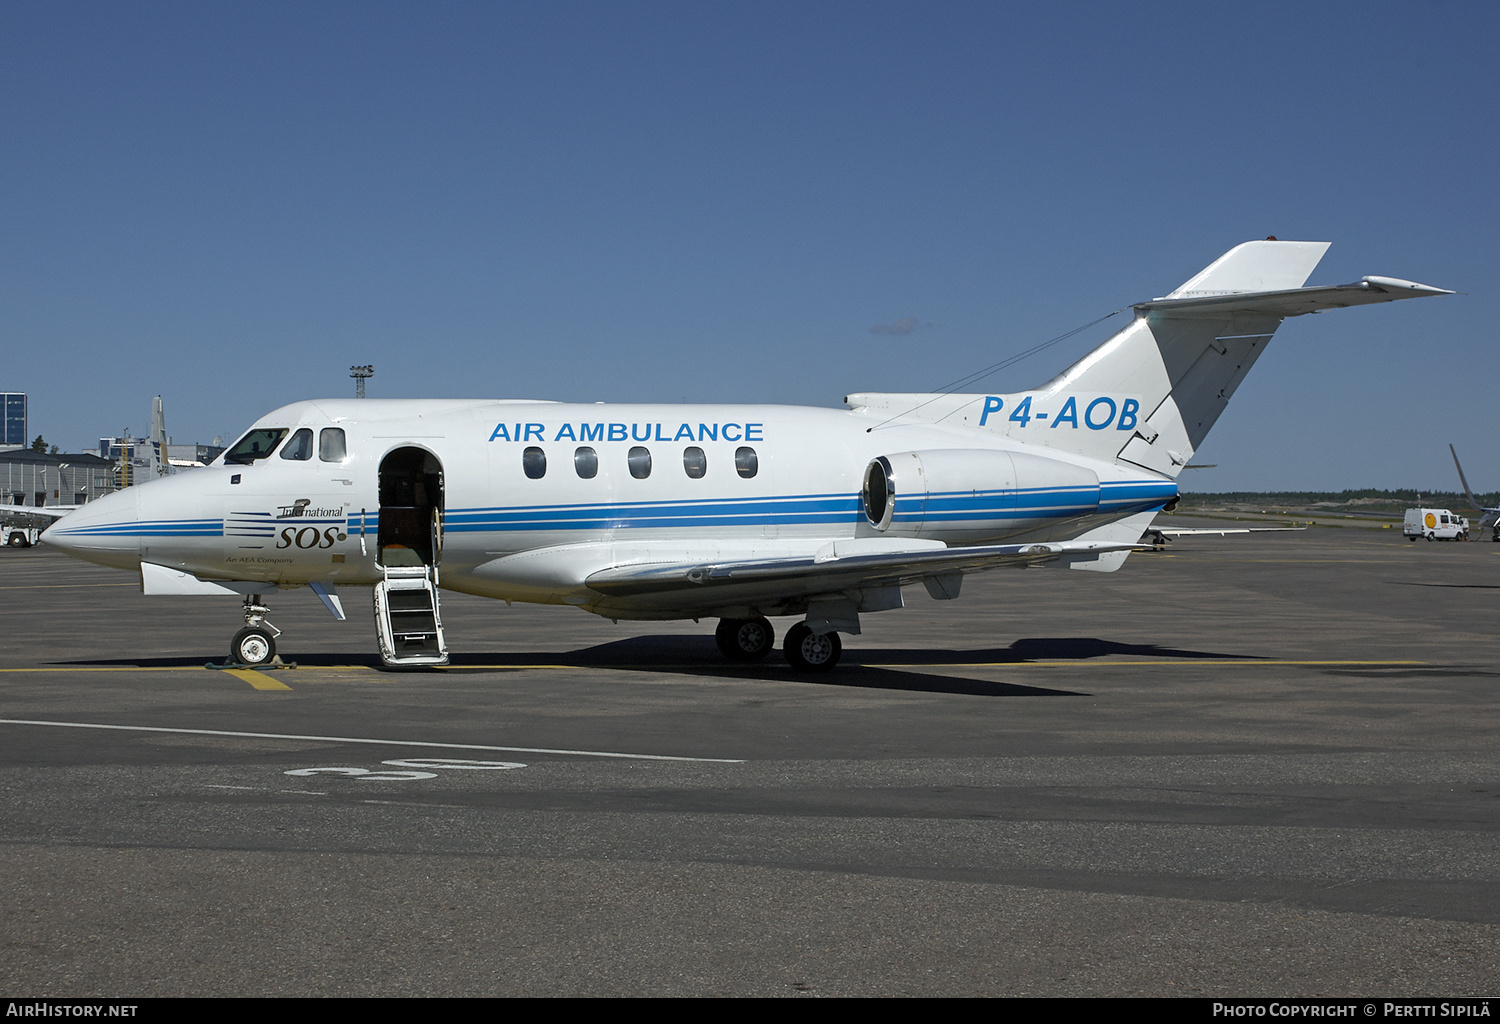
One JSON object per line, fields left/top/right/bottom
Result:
{"left": 41, "top": 487, "right": 144, "bottom": 570}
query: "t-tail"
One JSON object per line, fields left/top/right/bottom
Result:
{"left": 149, "top": 395, "right": 168, "bottom": 480}
{"left": 850, "top": 240, "right": 1451, "bottom": 478}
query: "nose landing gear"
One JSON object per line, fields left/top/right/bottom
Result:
{"left": 229, "top": 595, "right": 282, "bottom": 667}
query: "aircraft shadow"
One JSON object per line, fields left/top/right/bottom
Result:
{"left": 442, "top": 634, "right": 1259, "bottom": 697}
{"left": 51, "top": 636, "right": 1257, "bottom": 698}
{"left": 1393, "top": 580, "right": 1500, "bottom": 591}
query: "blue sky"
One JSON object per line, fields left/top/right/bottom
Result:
{"left": 2, "top": 2, "right": 1493, "bottom": 491}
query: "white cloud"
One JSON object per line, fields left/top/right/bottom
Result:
{"left": 870, "top": 316, "right": 922, "bottom": 336}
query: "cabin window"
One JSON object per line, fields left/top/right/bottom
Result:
{"left": 574, "top": 447, "right": 598, "bottom": 479}
{"left": 628, "top": 446, "right": 652, "bottom": 479}
{"left": 224, "top": 428, "right": 288, "bottom": 465}
{"left": 735, "top": 446, "right": 758, "bottom": 478}
{"left": 682, "top": 446, "right": 706, "bottom": 479}
{"left": 522, "top": 447, "right": 547, "bottom": 479}
{"left": 319, "top": 428, "right": 347, "bottom": 462}
{"left": 279, "top": 428, "right": 314, "bottom": 461}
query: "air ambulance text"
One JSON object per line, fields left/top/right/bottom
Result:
{"left": 489, "top": 422, "right": 764, "bottom": 443}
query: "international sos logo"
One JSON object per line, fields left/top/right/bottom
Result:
{"left": 273, "top": 498, "right": 350, "bottom": 549}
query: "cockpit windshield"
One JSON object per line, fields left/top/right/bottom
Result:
{"left": 223, "top": 428, "right": 289, "bottom": 465}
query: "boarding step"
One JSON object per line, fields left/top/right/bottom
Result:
{"left": 374, "top": 565, "right": 448, "bottom": 667}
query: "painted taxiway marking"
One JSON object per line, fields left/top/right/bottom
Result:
{"left": 437, "top": 658, "right": 1427, "bottom": 670}
{"left": 0, "top": 582, "right": 138, "bottom": 589}
{"left": 0, "top": 658, "right": 1429, "bottom": 676}
{"left": 876, "top": 659, "right": 1426, "bottom": 668}
{"left": 221, "top": 668, "right": 292, "bottom": 691}
{"left": 0, "top": 719, "right": 744, "bottom": 763}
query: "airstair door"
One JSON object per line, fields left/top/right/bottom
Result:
{"left": 373, "top": 447, "right": 448, "bottom": 667}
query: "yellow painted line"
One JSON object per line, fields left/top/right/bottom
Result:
{"left": 872, "top": 659, "right": 1425, "bottom": 669}
{"left": 441, "top": 658, "right": 1428, "bottom": 670}
{"left": 0, "top": 582, "right": 138, "bottom": 589}
{"left": 0, "top": 666, "right": 211, "bottom": 672}
{"left": 1189, "top": 558, "right": 1398, "bottom": 564}
{"left": 221, "top": 668, "right": 292, "bottom": 691}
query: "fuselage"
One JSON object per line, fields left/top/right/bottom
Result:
{"left": 43, "top": 397, "right": 1177, "bottom": 620}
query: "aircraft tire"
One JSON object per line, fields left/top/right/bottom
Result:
{"left": 231, "top": 626, "right": 276, "bottom": 667}
{"left": 716, "top": 617, "right": 775, "bottom": 662}
{"left": 783, "top": 623, "right": 841, "bottom": 672}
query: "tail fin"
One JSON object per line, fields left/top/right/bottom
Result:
{"left": 149, "top": 396, "right": 168, "bottom": 479}
{"left": 848, "top": 241, "right": 1450, "bottom": 477}
{"left": 1046, "top": 240, "right": 1328, "bottom": 475}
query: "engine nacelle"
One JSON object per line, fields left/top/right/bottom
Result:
{"left": 861, "top": 448, "right": 1100, "bottom": 540}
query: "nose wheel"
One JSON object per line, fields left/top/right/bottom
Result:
{"left": 231, "top": 626, "right": 277, "bottom": 666}
{"left": 230, "top": 595, "right": 282, "bottom": 666}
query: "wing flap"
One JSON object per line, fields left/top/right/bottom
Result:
{"left": 584, "top": 538, "right": 1142, "bottom": 597}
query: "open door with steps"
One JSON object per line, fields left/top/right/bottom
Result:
{"left": 374, "top": 448, "right": 449, "bottom": 667}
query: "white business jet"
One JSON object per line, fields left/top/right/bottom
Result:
{"left": 43, "top": 241, "right": 1450, "bottom": 670}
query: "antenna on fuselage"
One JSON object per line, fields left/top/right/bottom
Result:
{"left": 350, "top": 365, "right": 374, "bottom": 399}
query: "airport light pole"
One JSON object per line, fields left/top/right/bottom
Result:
{"left": 350, "top": 365, "right": 374, "bottom": 399}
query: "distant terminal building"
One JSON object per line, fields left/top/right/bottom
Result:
{"left": 1, "top": 393, "right": 25, "bottom": 448}
{"left": 0, "top": 449, "right": 116, "bottom": 507}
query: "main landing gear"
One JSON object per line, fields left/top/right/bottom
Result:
{"left": 229, "top": 594, "right": 281, "bottom": 667}
{"left": 715, "top": 617, "right": 775, "bottom": 662}
{"left": 782, "top": 622, "right": 842, "bottom": 672}
{"left": 715, "top": 617, "right": 843, "bottom": 672}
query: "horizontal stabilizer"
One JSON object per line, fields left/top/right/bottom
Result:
{"left": 1136, "top": 276, "right": 1452, "bottom": 318}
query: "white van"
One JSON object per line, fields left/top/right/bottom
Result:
{"left": 1404, "top": 508, "right": 1469, "bottom": 541}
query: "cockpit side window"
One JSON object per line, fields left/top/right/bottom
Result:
{"left": 279, "top": 428, "right": 314, "bottom": 461}
{"left": 224, "top": 428, "right": 289, "bottom": 465}
{"left": 319, "top": 428, "right": 347, "bottom": 463}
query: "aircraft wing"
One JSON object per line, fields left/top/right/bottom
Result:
{"left": 584, "top": 537, "right": 1141, "bottom": 598}
{"left": 0, "top": 505, "right": 76, "bottom": 525}
{"left": 1155, "top": 527, "right": 1307, "bottom": 537}
{"left": 1449, "top": 444, "right": 1500, "bottom": 517}
{"left": 1135, "top": 276, "right": 1452, "bottom": 318}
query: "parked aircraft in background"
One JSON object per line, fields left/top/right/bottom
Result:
{"left": 1450, "top": 444, "right": 1499, "bottom": 541}
{"left": 43, "top": 241, "right": 1450, "bottom": 670}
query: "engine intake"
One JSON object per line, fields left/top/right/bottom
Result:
{"left": 861, "top": 448, "right": 1101, "bottom": 538}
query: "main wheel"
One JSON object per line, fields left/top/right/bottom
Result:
{"left": 231, "top": 626, "right": 276, "bottom": 666}
{"left": 715, "top": 617, "right": 775, "bottom": 662}
{"left": 783, "top": 622, "right": 841, "bottom": 672}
